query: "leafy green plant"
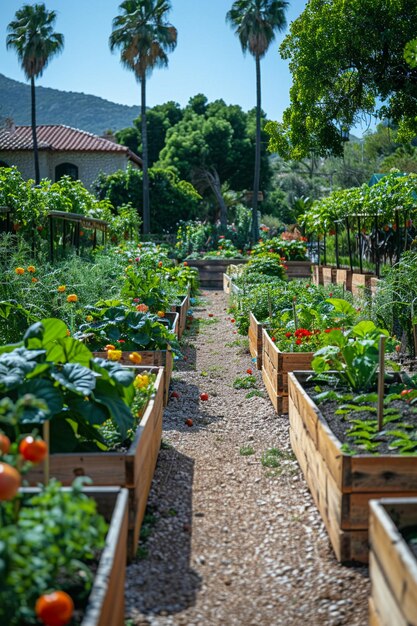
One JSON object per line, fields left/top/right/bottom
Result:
{"left": 0, "top": 318, "right": 136, "bottom": 452}
{"left": 239, "top": 445, "right": 255, "bottom": 456}
{"left": 233, "top": 375, "right": 257, "bottom": 389}
{"left": 311, "top": 320, "right": 394, "bottom": 391}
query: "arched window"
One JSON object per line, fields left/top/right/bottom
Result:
{"left": 0, "top": 161, "right": 9, "bottom": 168}
{"left": 55, "top": 162, "right": 78, "bottom": 181}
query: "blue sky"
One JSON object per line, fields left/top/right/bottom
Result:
{"left": 0, "top": 0, "right": 308, "bottom": 121}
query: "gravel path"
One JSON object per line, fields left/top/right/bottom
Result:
{"left": 125, "top": 291, "right": 370, "bottom": 626}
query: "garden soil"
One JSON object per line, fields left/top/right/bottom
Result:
{"left": 125, "top": 291, "right": 369, "bottom": 626}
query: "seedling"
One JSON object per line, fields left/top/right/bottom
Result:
{"left": 239, "top": 446, "right": 255, "bottom": 456}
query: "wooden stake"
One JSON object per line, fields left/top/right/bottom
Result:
{"left": 377, "top": 335, "right": 386, "bottom": 431}
{"left": 43, "top": 420, "right": 50, "bottom": 485}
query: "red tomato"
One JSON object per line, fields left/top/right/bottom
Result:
{"left": 19, "top": 436, "right": 48, "bottom": 463}
{"left": 185, "top": 418, "right": 193, "bottom": 427}
{"left": 35, "top": 591, "right": 74, "bottom": 626}
{"left": 200, "top": 393, "right": 209, "bottom": 401}
{"left": 0, "top": 462, "right": 21, "bottom": 500}
{"left": 0, "top": 433, "right": 11, "bottom": 455}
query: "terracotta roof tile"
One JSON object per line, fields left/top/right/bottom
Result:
{"left": 0, "top": 124, "right": 142, "bottom": 165}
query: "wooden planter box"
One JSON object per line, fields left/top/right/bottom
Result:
{"left": 93, "top": 349, "right": 173, "bottom": 406}
{"left": 248, "top": 311, "right": 266, "bottom": 370}
{"left": 322, "top": 266, "right": 337, "bottom": 286}
{"left": 187, "top": 258, "right": 247, "bottom": 289}
{"left": 370, "top": 277, "right": 380, "bottom": 297}
{"left": 369, "top": 498, "right": 417, "bottom": 626}
{"left": 20, "top": 487, "right": 128, "bottom": 626}
{"left": 261, "top": 330, "right": 313, "bottom": 414}
{"left": 335, "top": 268, "right": 353, "bottom": 291}
{"left": 28, "top": 367, "right": 164, "bottom": 560}
{"left": 164, "top": 310, "right": 180, "bottom": 338}
{"left": 312, "top": 265, "right": 323, "bottom": 286}
{"left": 285, "top": 261, "right": 312, "bottom": 280}
{"left": 351, "top": 272, "right": 373, "bottom": 297}
{"left": 171, "top": 294, "right": 189, "bottom": 338}
{"left": 288, "top": 371, "right": 417, "bottom": 563}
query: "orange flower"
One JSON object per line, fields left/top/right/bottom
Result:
{"left": 105, "top": 344, "right": 116, "bottom": 351}
{"left": 129, "top": 352, "right": 142, "bottom": 365}
{"left": 158, "top": 261, "right": 163, "bottom": 268}
{"left": 107, "top": 349, "right": 122, "bottom": 361}
{"left": 66, "top": 329, "right": 71, "bottom": 336}
{"left": 157, "top": 311, "right": 165, "bottom": 318}
{"left": 66, "top": 294, "right": 78, "bottom": 303}
{"left": 31, "top": 277, "right": 38, "bottom": 283}
{"left": 86, "top": 315, "right": 93, "bottom": 322}
{"left": 57, "top": 285, "right": 66, "bottom": 293}
{"left": 136, "top": 303, "right": 149, "bottom": 313}
{"left": 183, "top": 261, "right": 188, "bottom": 266}
{"left": 15, "top": 267, "right": 25, "bottom": 275}
{"left": 27, "top": 265, "right": 36, "bottom": 273}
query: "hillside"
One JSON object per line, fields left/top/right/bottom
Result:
{"left": 0, "top": 73, "right": 140, "bottom": 135}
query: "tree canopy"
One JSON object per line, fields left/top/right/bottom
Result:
{"left": 267, "top": 0, "right": 417, "bottom": 160}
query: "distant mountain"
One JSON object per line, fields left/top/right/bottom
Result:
{"left": 0, "top": 73, "right": 140, "bottom": 135}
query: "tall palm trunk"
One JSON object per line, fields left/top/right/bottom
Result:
{"left": 251, "top": 53, "right": 262, "bottom": 242}
{"left": 141, "top": 75, "right": 150, "bottom": 234}
{"left": 31, "top": 76, "right": 40, "bottom": 184}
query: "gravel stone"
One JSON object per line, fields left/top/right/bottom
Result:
{"left": 125, "top": 291, "right": 370, "bottom": 625}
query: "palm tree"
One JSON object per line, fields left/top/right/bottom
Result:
{"left": 110, "top": 0, "right": 177, "bottom": 234}
{"left": 7, "top": 3, "right": 64, "bottom": 184}
{"left": 226, "top": 0, "right": 288, "bottom": 241}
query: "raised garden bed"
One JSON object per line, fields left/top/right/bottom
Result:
{"left": 27, "top": 367, "right": 164, "bottom": 560}
{"left": 171, "top": 294, "right": 189, "bottom": 338}
{"left": 187, "top": 258, "right": 247, "bottom": 289}
{"left": 248, "top": 311, "right": 266, "bottom": 370}
{"left": 21, "top": 486, "right": 128, "bottom": 626}
{"left": 261, "top": 329, "right": 313, "bottom": 414}
{"left": 335, "top": 268, "right": 353, "bottom": 291}
{"left": 369, "top": 498, "right": 417, "bottom": 626}
{"left": 285, "top": 261, "right": 312, "bottom": 280}
{"left": 322, "top": 266, "right": 337, "bottom": 286}
{"left": 288, "top": 371, "right": 417, "bottom": 563}
{"left": 351, "top": 271, "right": 373, "bottom": 297}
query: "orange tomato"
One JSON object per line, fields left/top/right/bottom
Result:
{"left": 0, "top": 462, "right": 21, "bottom": 500}
{"left": 0, "top": 433, "right": 11, "bottom": 455}
{"left": 35, "top": 591, "right": 74, "bottom": 626}
{"left": 19, "top": 436, "right": 48, "bottom": 463}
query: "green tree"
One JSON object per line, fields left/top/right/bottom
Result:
{"left": 226, "top": 0, "right": 288, "bottom": 241}
{"left": 268, "top": 0, "right": 417, "bottom": 160}
{"left": 109, "top": 0, "right": 177, "bottom": 234}
{"left": 158, "top": 97, "right": 271, "bottom": 227}
{"left": 116, "top": 101, "right": 182, "bottom": 165}
{"left": 6, "top": 3, "right": 64, "bottom": 184}
{"left": 94, "top": 166, "right": 201, "bottom": 232}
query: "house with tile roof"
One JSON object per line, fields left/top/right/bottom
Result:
{"left": 0, "top": 121, "right": 142, "bottom": 189}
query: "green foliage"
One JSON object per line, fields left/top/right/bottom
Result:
{"left": 0, "top": 318, "right": 136, "bottom": 452}
{"left": 243, "top": 253, "right": 286, "bottom": 279}
{"left": 233, "top": 375, "right": 257, "bottom": 389}
{"left": 94, "top": 166, "right": 201, "bottom": 233}
{"left": 269, "top": 0, "right": 417, "bottom": 158}
{"left": 251, "top": 236, "right": 308, "bottom": 260}
{"left": 311, "top": 321, "right": 393, "bottom": 391}
{"left": 0, "top": 478, "right": 107, "bottom": 626}
{"left": 239, "top": 445, "right": 255, "bottom": 456}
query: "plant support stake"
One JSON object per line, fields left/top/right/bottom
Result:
{"left": 43, "top": 420, "right": 50, "bottom": 485}
{"left": 377, "top": 335, "right": 386, "bottom": 431}
{"left": 292, "top": 297, "right": 298, "bottom": 330}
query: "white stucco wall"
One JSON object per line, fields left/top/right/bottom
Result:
{"left": 0, "top": 150, "right": 139, "bottom": 189}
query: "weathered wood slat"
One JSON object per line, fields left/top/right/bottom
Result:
{"left": 368, "top": 597, "right": 383, "bottom": 626}
{"left": 336, "top": 268, "right": 352, "bottom": 291}
{"left": 351, "top": 272, "right": 372, "bottom": 297}
{"left": 322, "top": 266, "right": 337, "bottom": 285}
{"left": 248, "top": 311, "right": 264, "bottom": 370}
{"left": 369, "top": 499, "right": 417, "bottom": 626}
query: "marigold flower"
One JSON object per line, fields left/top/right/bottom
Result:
{"left": 86, "top": 315, "right": 93, "bottom": 322}
{"left": 129, "top": 352, "right": 142, "bottom": 365}
{"left": 66, "top": 294, "right": 78, "bottom": 303}
{"left": 105, "top": 344, "right": 116, "bottom": 350}
{"left": 183, "top": 261, "right": 188, "bottom": 266}
{"left": 57, "top": 285, "right": 66, "bottom": 293}
{"left": 158, "top": 261, "right": 163, "bottom": 268}
{"left": 134, "top": 374, "right": 149, "bottom": 389}
{"left": 27, "top": 265, "right": 36, "bottom": 273}
{"left": 107, "top": 349, "right": 122, "bottom": 361}
{"left": 125, "top": 265, "right": 133, "bottom": 271}
{"left": 157, "top": 310, "right": 165, "bottom": 318}
{"left": 15, "top": 267, "right": 25, "bottom": 275}
{"left": 31, "top": 277, "right": 38, "bottom": 283}
{"left": 136, "top": 303, "right": 149, "bottom": 313}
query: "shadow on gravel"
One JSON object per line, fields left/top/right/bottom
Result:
{"left": 164, "top": 379, "right": 225, "bottom": 432}
{"left": 126, "top": 448, "right": 201, "bottom": 617}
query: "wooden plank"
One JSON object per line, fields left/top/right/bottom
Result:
{"left": 368, "top": 597, "right": 383, "bottom": 626}
{"left": 370, "top": 499, "right": 417, "bottom": 625}
{"left": 312, "top": 265, "right": 323, "bottom": 285}
{"left": 285, "top": 261, "right": 312, "bottom": 280}
{"left": 223, "top": 273, "right": 231, "bottom": 294}
{"left": 351, "top": 272, "right": 372, "bottom": 297}
{"left": 369, "top": 553, "right": 409, "bottom": 626}
{"left": 322, "top": 266, "right": 336, "bottom": 285}
{"left": 350, "top": 456, "right": 417, "bottom": 492}
{"left": 336, "top": 268, "right": 352, "bottom": 291}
